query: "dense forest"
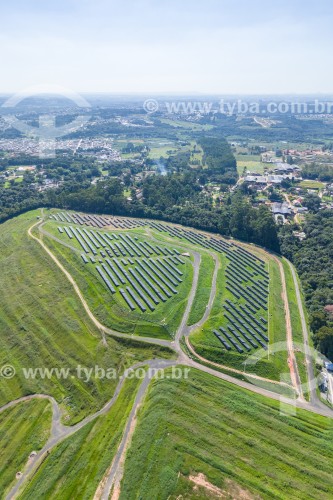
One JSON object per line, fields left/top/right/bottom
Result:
{"left": 0, "top": 170, "right": 280, "bottom": 252}
{"left": 199, "top": 137, "right": 238, "bottom": 184}
{"left": 280, "top": 212, "right": 333, "bottom": 360}
{"left": 302, "top": 163, "right": 333, "bottom": 182}
{"left": 55, "top": 176, "right": 279, "bottom": 251}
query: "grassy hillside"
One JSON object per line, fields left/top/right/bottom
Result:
{"left": 187, "top": 252, "right": 215, "bottom": 326}
{"left": 120, "top": 369, "right": 333, "bottom": 500}
{"left": 0, "top": 399, "right": 52, "bottom": 495}
{"left": 282, "top": 259, "right": 308, "bottom": 387}
{"left": 19, "top": 376, "right": 141, "bottom": 500}
{"left": 0, "top": 211, "right": 174, "bottom": 424}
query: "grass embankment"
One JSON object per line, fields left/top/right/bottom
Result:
{"left": 0, "top": 399, "right": 52, "bottom": 495}
{"left": 43, "top": 220, "right": 193, "bottom": 339}
{"left": 0, "top": 211, "right": 174, "bottom": 424}
{"left": 120, "top": 369, "right": 333, "bottom": 500}
{"left": 282, "top": 259, "right": 308, "bottom": 390}
{"left": 19, "top": 376, "right": 141, "bottom": 499}
{"left": 187, "top": 253, "right": 215, "bottom": 325}
{"left": 190, "top": 255, "right": 290, "bottom": 381}
{"left": 264, "top": 257, "right": 290, "bottom": 382}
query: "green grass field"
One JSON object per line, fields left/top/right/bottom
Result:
{"left": 120, "top": 369, "right": 333, "bottom": 500}
{"left": 237, "top": 159, "right": 265, "bottom": 174}
{"left": 0, "top": 399, "right": 52, "bottom": 495}
{"left": 0, "top": 211, "right": 174, "bottom": 423}
{"left": 264, "top": 258, "right": 289, "bottom": 381}
{"left": 18, "top": 376, "right": 141, "bottom": 499}
{"left": 282, "top": 260, "right": 308, "bottom": 389}
{"left": 160, "top": 118, "right": 215, "bottom": 131}
{"left": 187, "top": 253, "right": 215, "bottom": 325}
{"left": 299, "top": 180, "right": 326, "bottom": 190}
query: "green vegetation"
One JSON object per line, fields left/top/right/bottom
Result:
{"left": 237, "top": 159, "right": 265, "bottom": 174}
{"left": 120, "top": 369, "right": 333, "bottom": 500}
{"left": 160, "top": 119, "right": 214, "bottom": 131}
{"left": 187, "top": 253, "right": 215, "bottom": 325}
{"left": 19, "top": 376, "right": 141, "bottom": 499}
{"left": 200, "top": 137, "right": 238, "bottom": 184}
{"left": 282, "top": 260, "right": 308, "bottom": 387}
{"left": 299, "top": 180, "right": 325, "bottom": 190}
{"left": 302, "top": 163, "right": 333, "bottom": 183}
{"left": 0, "top": 211, "right": 174, "bottom": 424}
{"left": 280, "top": 211, "right": 333, "bottom": 360}
{"left": 265, "top": 258, "right": 290, "bottom": 382}
{"left": 0, "top": 399, "right": 52, "bottom": 495}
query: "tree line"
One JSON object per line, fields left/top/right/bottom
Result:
{"left": 279, "top": 211, "right": 333, "bottom": 360}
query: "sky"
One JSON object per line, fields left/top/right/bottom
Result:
{"left": 1, "top": 0, "right": 333, "bottom": 95}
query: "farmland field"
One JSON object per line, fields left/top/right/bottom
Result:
{"left": 299, "top": 180, "right": 326, "bottom": 190}
{"left": 237, "top": 159, "right": 265, "bottom": 174}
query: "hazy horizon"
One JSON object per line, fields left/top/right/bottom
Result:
{"left": 1, "top": 0, "right": 333, "bottom": 95}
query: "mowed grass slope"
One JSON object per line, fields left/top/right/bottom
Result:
{"left": 120, "top": 369, "right": 333, "bottom": 500}
{"left": 0, "top": 211, "right": 174, "bottom": 423}
{"left": 187, "top": 252, "right": 215, "bottom": 326}
{"left": 0, "top": 399, "right": 52, "bottom": 495}
{"left": 282, "top": 259, "right": 308, "bottom": 388}
{"left": 19, "top": 376, "right": 141, "bottom": 500}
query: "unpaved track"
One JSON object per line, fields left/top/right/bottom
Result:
{"left": 285, "top": 259, "right": 314, "bottom": 398}
{"left": 5, "top": 360, "right": 174, "bottom": 500}
{"left": 175, "top": 251, "right": 201, "bottom": 343}
{"left": 184, "top": 252, "right": 219, "bottom": 336}
{"left": 99, "top": 373, "right": 151, "bottom": 500}
{"left": 285, "top": 258, "right": 328, "bottom": 410}
{"left": 230, "top": 237, "right": 304, "bottom": 400}
{"left": 271, "top": 254, "right": 304, "bottom": 400}
{"left": 4, "top": 213, "right": 333, "bottom": 498}
{"left": 185, "top": 337, "right": 292, "bottom": 389}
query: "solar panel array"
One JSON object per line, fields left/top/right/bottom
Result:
{"left": 52, "top": 212, "right": 270, "bottom": 351}
{"left": 54, "top": 219, "right": 186, "bottom": 313}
